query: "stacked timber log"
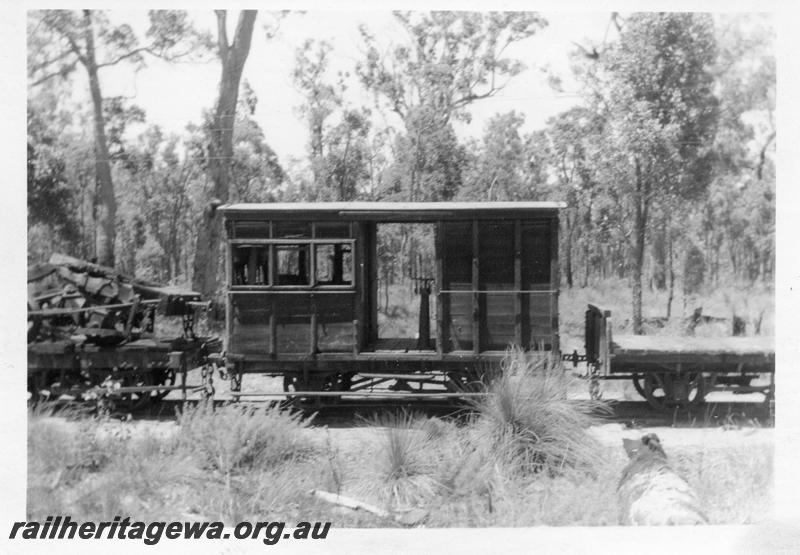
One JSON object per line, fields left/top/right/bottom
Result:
{"left": 28, "top": 253, "right": 204, "bottom": 348}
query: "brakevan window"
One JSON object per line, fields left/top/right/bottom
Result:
{"left": 315, "top": 244, "right": 353, "bottom": 285}
{"left": 232, "top": 245, "right": 269, "bottom": 285}
{"left": 277, "top": 244, "right": 310, "bottom": 285}
{"left": 229, "top": 220, "right": 355, "bottom": 289}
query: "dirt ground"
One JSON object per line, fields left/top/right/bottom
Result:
{"left": 44, "top": 406, "right": 771, "bottom": 460}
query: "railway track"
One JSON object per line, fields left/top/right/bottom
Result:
{"left": 74, "top": 394, "right": 772, "bottom": 430}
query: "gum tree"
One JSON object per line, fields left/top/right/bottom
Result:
{"left": 28, "top": 10, "right": 205, "bottom": 267}
{"left": 191, "top": 10, "right": 258, "bottom": 300}
{"left": 584, "top": 13, "right": 718, "bottom": 333}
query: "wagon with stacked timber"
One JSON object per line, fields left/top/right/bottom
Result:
{"left": 219, "top": 202, "right": 563, "bottom": 404}
{"left": 27, "top": 254, "right": 220, "bottom": 409}
{"left": 584, "top": 304, "right": 774, "bottom": 410}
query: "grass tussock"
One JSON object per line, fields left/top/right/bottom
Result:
{"left": 351, "top": 350, "right": 612, "bottom": 516}
{"left": 355, "top": 411, "right": 444, "bottom": 509}
{"left": 28, "top": 412, "right": 189, "bottom": 520}
{"left": 176, "top": 402, "right": 315, "bottom": 475}
{"left": 471, "top": 348, "right": 610, "bottom": 477}
{"left": 28, "top": 401, "right": 319, "bottom": 523}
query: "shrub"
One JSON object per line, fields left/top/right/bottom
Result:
{"left": 175, "top": 402, "right": 314, "bottom": 475}
{"left": 359, "top": 411, "right": 443, "bottom": 508}
{"left": 470, "top": 348, "right": 609, "bottom": 477}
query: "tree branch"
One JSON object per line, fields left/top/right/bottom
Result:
{"left": 28, "top": 48, "right": 76, "bottom": 75}
{"left": 29, "top": 58, "right": 79, "bottom": 87}
{"left": 63, "top": 31, "right": 88, "bottom": 67}
{"left": 756, "top": 131, "right": 775, "bottom": 180}
{"left": 96, "top": 46, "right": 153, "bottom": 69}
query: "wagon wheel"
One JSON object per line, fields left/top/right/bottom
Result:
{"left": 283, "top": 372, "right": 351, "bottom": 409}
{"left": 643, "top": 372, "right": 706, "bottom": 411}
{"left": 116, "top": 370, "right": 156, "bottom": 412}
{"left": 445, "top": 370, "right": 485, "bottom": 394}
{"left": 326, "top": 372, "right": 353, "bottom": 394}
{"left": 150, "top": 367, "right": 176, "bottom": 401}
{"left": 674, "top": 372, "right": 706, "bottom": 407}
{"left": 28, "top": 369, "right": 54, "bottom": 403}
{"left": 632, "top": 374, "right": 648, "bottom": 400}
{"left": 642, "top": 373, "right": 669, "bottom": 410}
{"left": 283, "top": 373, "right": 321, "bottom": 410}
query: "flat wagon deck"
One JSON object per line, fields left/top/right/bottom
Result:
{"left": 610, "top": 335, "right": 773, "bottom": 367}
{"left": 585, "top": 304, "right": 774, "bottom": 410}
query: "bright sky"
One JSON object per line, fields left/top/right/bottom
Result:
{"left": 90, "top": 11, "right": 613, "bottom": 166}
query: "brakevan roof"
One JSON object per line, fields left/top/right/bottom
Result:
{"left": 219, "top": 202, "right": 565, "bottom": 221}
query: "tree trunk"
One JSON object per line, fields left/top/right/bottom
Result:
{"left": 632, "top": 161, "right": 647, "bottom": 335}
{"left": 83, "top": 10, "right": 116, "bottom": 267}
{"left": 192, "top": 10, "right": 257, "bottom": 300}
{"left": 564, "top": 212, "right": 574, "bottom": 289}
{"left": 666, "top": 232, "right": 675, "bottom": 319}
{"left": 651, "top": 217, "right": 667, "bottom": 290}
{"left": 339, "top": 132, "right": 352, "bottom": 200}
{"left": 311, "top": 118, "right": 324, "bottom": 190}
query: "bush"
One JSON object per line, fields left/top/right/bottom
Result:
{"left": 357, "top": 411, "right": 444, "bottom": 508}
{"left": 470, "top": 348, "right": 609, "bottom": 477}
{"left": 176, "top": 402, "right": 314, "bottom": 475}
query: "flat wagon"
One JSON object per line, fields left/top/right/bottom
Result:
{"left": 584, "top": 304, "right": 774, "bottom": 410}
{"left": 27, "top": 254, "right": 219, "bottom": 409}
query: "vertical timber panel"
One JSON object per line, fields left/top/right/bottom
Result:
{"left": 472, "top": 219, "right": 480, "bottom": 355}
{"left": 368, "top": 222, "right": 378, "bottom": 343}
{"left": 310, "top": 295, "right": 318, "bottom": 356}
{"left": 550, "top": 215, "right": 560, "bottom": 355}
{"left": 514, "top": 219, "right": 523, "bottom": 349}
{"left": 224, "top": 219, "right": 233, "bottom": 352}
{"left": 267, "top": 221, "right": 274, "bottom": 285}
{"left": 269, "top": 308, "right": 276, "bottom": 357}
{"left": 435, "top": 220, "right": 445, "bottom": 356}
{"left": 353, "top": 221, "right": 363, "bottom": 353}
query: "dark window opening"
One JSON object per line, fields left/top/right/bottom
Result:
{"left": 315, "top": 244, "right": 353, "bottom": 285}
{"left": 277, "top": 245, "right": 310, "bottom": 285}
{"left": 232, "top": 245, "right": 269, "bottom": 285}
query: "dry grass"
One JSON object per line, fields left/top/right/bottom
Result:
{"left": 175, "top": 402, "right": 315, "bottom": 474}
{"left": 27, "top": 361, "right": 773, "bottom": 527}
{"left": 470, "top": 349, "right": 610, "bottom": 477}
{"left": 559, "top": 279, "right": 774, "bottom": 348}
{"left": 28, "top": 401, "right": 320, "bottom": 523}
{"left": 353, "top": 411, "right": 444, "bottom": 509}
{"left": 670, "top": 443, "right": 774, "bottom": 524}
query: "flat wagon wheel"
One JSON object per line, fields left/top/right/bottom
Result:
{"left": 150, "top": 366, "right": 176, "bottom": 401}
{"left": 643, "top": 372, "right": 706, "bottom": 411}
{"left": 28, "top": 369, "right": 53, "bottom": 403}
{"left": 632, "top": 374, "right": 648, "bottom": 400}
{"left": 117, "top": 370, "right": 156, "bottom": 413}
